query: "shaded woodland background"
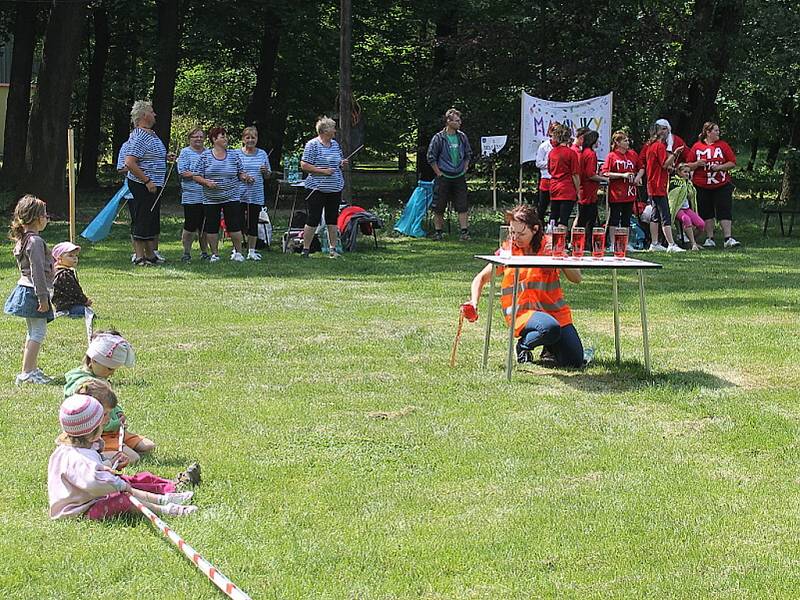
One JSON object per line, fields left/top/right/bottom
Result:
{"left": 1, "top": 0, "right": 799, "bottom": 212}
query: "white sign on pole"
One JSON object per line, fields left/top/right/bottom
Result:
{"left": 481, "top": 135, "right": 508, "bottom": 157}
{"left": 519, "top": 92, "right": 613, "bottom": 163}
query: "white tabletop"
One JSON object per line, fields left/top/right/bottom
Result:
{"left": 474, "top": 254, "right": 662, "bottom": 270}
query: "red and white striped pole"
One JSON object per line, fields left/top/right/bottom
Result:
{"left": 126, "top": 494, "right": 252, "bottom": 600}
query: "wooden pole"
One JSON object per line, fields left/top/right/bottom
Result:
{"left": 339, "top": 0, "right": 352, "bottom": 204}
{"left": 492, "top": 163, "right": 497, "bottom": 211}
{"left": 67, "top": 128, "right": 76, "bottom": 242}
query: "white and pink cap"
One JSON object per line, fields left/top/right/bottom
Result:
{"left": 59, "top": 394, "right": 104, "bottom": 436}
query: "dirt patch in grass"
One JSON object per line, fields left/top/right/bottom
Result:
{"left": 367, "top": 405, "right": 417, "bottom": 420}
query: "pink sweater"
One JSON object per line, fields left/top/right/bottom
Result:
{"left": 47, "top": 444, "right": 127, "bottom": 519}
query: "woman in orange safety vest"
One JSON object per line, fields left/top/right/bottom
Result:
{"left": 466, "top": 204, "right": 585, "bottom": 367}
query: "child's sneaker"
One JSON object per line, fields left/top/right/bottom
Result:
{"left": 666, "top": 243, "right": 686, "bottom": 253}
{"left": 15, "top": 370, "right": 50, "bottom": 385}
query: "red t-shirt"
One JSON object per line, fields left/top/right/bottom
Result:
{"left": 669, "top": 134, "right": 690, "bottom": 164}
{"left": 645, "top": 141, "right": 669, "bottom": 197}
{"left": 688, "top": 140, "right": 736, "bottom": 189}
{"left": 548, "top": 145, "right": 579, "bottom": 201}
{"left": 578, "top": 147, "right": 599, "bottom": 205}
{"left": 601, "top": 149, "right": 641, "bottom": 203}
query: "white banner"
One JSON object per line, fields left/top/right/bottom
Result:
{"left": 520, "top": 92, "right": 613, "bottom": 164}
{"left": 481, "top": 135, "right": 508, "bottom": 157}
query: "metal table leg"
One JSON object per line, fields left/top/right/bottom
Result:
{"left": 506, "top": 268, "right": 520, "bottom": 382}
{"left": 481, "top": 264, "right": 497, "bottom": 369}
{"left": 612, "top": 268, "right": 621, "bottom": 365}
{"left": 638, "top": 269, "right": 651, "bottom": 374}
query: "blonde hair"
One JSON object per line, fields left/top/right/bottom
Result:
{"left": 9, "top": 194, "right": 46, "bottom": 241}
{"left": 552, "top": 123, "right": 572, "bottom": 145}
{"left": 130, "top": 100, "right": 153, "bottom": 126}
{"left": 76, "top": 379, "right": 118, "bottom": 409}
{"left": 315, "top": 116, "right": 336, "bottom": 135}
{"left": 186, "top": 126, "right": 204, "bottom": 140}
{"left": 445, "top": 108, "right": 462, "bottom": 122}
{"left": 242, "top": 126, "right": 258, "bottom": 140}
{"left": 611, "top": 130, "right": 629, "bottom": 151}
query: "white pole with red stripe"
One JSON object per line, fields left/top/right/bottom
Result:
{"left": 126, "top": 494, "right": 252, "bottom": 600}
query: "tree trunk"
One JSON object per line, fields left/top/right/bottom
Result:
{"left": 24, "top": 2, "right": 89, "bottom": 213}
{"left": 664, "top": 0, "right": 746, "bottom": 141}
{"left": 339, "top": 0, "right": 353, "bottom": 204}
{"left": 398, "top": 151, "right": 408, "bottom": 172}
{"left": 77, "top": 5, "right": 110, "bottom": 189}
{"left": 244, "top": 5, "right": 281, "bottom": 146}
{"left": 0, "top": 2, "right": 39, "bottom": 190}
{"left": 746, "top": 135, "right": 759, "bottom": 172}
{"left": 152, "top": 0, "right": 180, "bottom": 147}
{"left": 766, "top": 141, "right": 781, "bottom": 171}
{"left": 780, "top": 101, "right": 800, "bottom": 205}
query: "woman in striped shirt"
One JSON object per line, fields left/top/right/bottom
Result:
{"left": 177, "top": 127, "right": 209, "bottom": 262}
{"left": 124, "top": 101, "right": 169, "bottom": 266}
{"left": 300, "top": 116, "right": 349, "bottom": 258}
{"left": 237, "top": 126, "right": 271, "bottom": 261}
{"left": 193, "top": 127, "right": 254, "bottom": 263}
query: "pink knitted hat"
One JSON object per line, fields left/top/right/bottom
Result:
{"left": 59, "top": 394, "right": 104, "bottom": 437}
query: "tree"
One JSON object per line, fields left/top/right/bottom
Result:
{"left": 24, "top": 1, "right": 88, "bottom": 212}
{"left": 339, "top": 0, "right": 353, "bottom": 202}
{"left": 152, "top": 0, "right": 180, "bottom": 146}
{"left": 77, "top": 4, "right": 110, "bottom": 189}
{"left": 1, "top": 1, "right": 40, "bottom": 190}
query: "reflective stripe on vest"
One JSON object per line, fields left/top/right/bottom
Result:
{"left": 504, "top": 298, "right": 567, "bottom": 315}
{"left": 501, "top": 280, "right": 562, "bottom": 296}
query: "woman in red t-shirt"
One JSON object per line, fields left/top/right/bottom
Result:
{"left": 686, "top": 122, "right": 740, "bottom": 248}
{"left": 644, "top": 122, "right": 684, "bottom": 252}
{"left": 547, "top": 124, "right": 580, "bottom": 227}
{"left": 575, "top": 131, "right": 607, "bottom": 233}
{"left": 601, "top": 131, "right": 644, "bottom": 243}
{"left": 535, "top": 123, "right": 558, "bottom": 222}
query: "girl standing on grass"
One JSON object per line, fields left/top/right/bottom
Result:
{"left": 3, "top": 195, "right": 54, "bottom": 385}
{"left": 48, "top": 394, "right": 197, "bottom": 520}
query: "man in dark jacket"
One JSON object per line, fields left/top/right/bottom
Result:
{"left": 427, "top": 108, "right": 473, "bottom": 240}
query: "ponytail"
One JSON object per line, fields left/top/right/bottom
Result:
{"left": 8, "top": 195, "right": 46, "bottom": 242}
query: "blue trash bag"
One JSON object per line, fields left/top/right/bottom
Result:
{"left": 394, "top": 180, "right": 434, "bottom": 238}
{"left": 81, "top": 182, "right": 129, "bottom": 242}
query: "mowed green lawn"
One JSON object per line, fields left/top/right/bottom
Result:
{"left": 1, "top": 208, "right": 799, "bottom": 599}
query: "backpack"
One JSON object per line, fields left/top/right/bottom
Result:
{"left": 256, "top": 207, "right": 272, "bottom": 249}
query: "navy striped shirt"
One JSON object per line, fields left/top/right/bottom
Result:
{"left": 116, "top": 141, "right": 129, "bottom": 170}
{"left": 197, "top": 149, "right": 244, "bottom": 204}
{"left": 301, "top": 138, "right": 344, "bottom": 193}
{"left": 125, "top": 128, "right": 167, "bottom": 186}
{"left": 177, "top": 146, "right": 206, "bottom": 205}
{"left": 237, "top": 148, "right": 270, "bottom": 205}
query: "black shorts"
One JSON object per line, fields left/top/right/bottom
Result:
{"left": 203, "top": 201, "right": 242, "bottom": 234}
{"left": 608, "top": 202, "right": 633, "bottom": 228}
{"left": 306, "top": 190, "right": 340, "bottom": 227}
{"left": 696, "top": 183, "right": 733, "bottom": 221}
{"left": 127, "top": 180, "right": 161, "bottom": 240}
{"left": 575, "top": 203, "right": 598, "bottom": 230}
{"left": 182, "top": 203, "right": 204, "bottom": 233}
{"left": 431, "top": 175, "right": 468, "bottom": 214}
{"left": 649, "top": 196, "right": 671, "bottom": 224}
{"left": 241, "top": 203, "right": 262, "bottom": 237}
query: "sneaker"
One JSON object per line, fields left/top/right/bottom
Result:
{"left": 300, "top": 250, "right": 310, "bottom": 258}
{"left": 181, "top": 253, "right": 192, "bottom": 263}
{"left": 516, "top": 341, "right": 533, "bottom": 364}
{"left": 231, "top": 251, "right": 245, "bottom": 262}
{"left": 32, "top": 368, "right": 54, "bottom": 384}
{"left": 459, "top": 231, "right": 471, "bottom": 241}
{"left": 703, "top": 238, "right": 716, "bottom": 248}
{"left": 200, "top": 252, "right": 210, "bottom": 261}
{"left": 15, "top": 371, "right": 50, "bottom": 385}
{"left": 247, "top": 250, "right": 262, "bottom": 261}
{"left": 648, "top": 243, "right": 667, "bottom": 252}
{"left": 133, "top": 257, "right": 149, "bottom": 267}
{"left": 667, "top": 243, "right": 686, "bottom": 253}
{"left": 209, "top": 254, "right": 221, "bottom": 263}
{"left": 539, "top": 348, "right": 559, "bottom": 368}
{"left": 131, "top": 253, "right": 137, "bottom": 264}
{"left": 723, "top": 237, "right": 741, "bottom": 248}
{"left": 582, "top": 347, "right": 595, "bottom": 368}
{"left": 432, "top": 231, "right": 444, "bottom": 241}
{"left": 328, "top": 248, "right": 341, "bottom": 259}
{"left": 145, "top": 256, "right": 161, "bottom": 266}
{"left": 153, "top": 250, "right": 166, "bottom": 264}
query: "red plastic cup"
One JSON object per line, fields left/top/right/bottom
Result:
{"left": 571, "top": 227, "right": 585, "bottom": 258}
{"left": 552, "top": 226, "right": 567, "bottom": 258}
{"left": 460, "top": 302, "right": 478, "bottom": 322}
{"left": 613, "top": 229, "right": 629, "bottom": 258}
{"left": 592, "top": 227, "right": 606, "bottom": 258}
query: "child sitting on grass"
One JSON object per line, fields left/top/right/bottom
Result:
{"left": 668, "top": 163, "right": 706, "bottom": 251}
{"left": 64, "top": 330, "right": 155, "bottom": 465}
{"left": 51, "top": 241, "right": 93, "bottom": 318}
{"left": 48, "top": 394, "right": 197, "bottom": 520}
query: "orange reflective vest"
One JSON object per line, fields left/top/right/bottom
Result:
{"left": 499, "top": 245, "right": 572, "bottom": 336}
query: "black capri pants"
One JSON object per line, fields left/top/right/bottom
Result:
{"left": 306, "top": 190, "right": 341, "bottom": 227}
{"left": 696, "top": 183, "right": 734, "bottom": 221}
{"left": 127, "top": 180, "right": 161, "bottom": 240}
{"left": 649, "top": 195, "right": 672, "bottom": 224}
{"left": 241, "top": 203, "right": 262, "bottom": 237}
{"left": 608, "top": 201, "right": 633, "bottom": 228}
{"left": 183, "top": 203, "right": 205, "bottom": 233}
{"left": 575, "top": 203, "right": 598, "bottom": 231}
{"left": 203, "top": 201, "right": 242, "bottom": 234}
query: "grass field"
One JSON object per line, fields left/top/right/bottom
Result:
{"left": 1, "top": 203, "right": 799, "bottom": 599}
